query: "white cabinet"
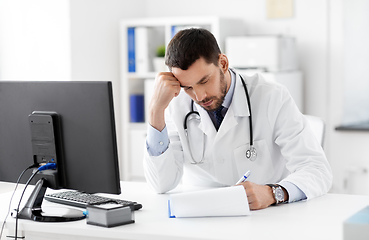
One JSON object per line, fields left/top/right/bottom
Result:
{"left": 128, "top": 128, "right": 147, "bottom": 181}
{"left": 120, "top": 16, "right": 245, "bottom": 180}
{"left": 261, "top": 71, "right": 303, "bottom": 112}
{"left": 236, "top": 69, "right": 304, "bottom": 112}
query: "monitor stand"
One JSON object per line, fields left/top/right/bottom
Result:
{"left": 17, "top": 178, "right": 85, "bottom": 222}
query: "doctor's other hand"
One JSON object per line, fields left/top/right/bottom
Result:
{"left": 149, "top": 72, "right": 181, "bottom": 131}
{"left": 238, "top": 181, "right": 276, "bottom": 210}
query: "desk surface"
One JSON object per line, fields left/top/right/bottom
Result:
{"left": 1, "top": 181, "right": 369, "bottom": 240}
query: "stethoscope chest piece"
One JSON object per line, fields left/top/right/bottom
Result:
{"left": 246, "top": 146, "right": 257, "bottom": 161}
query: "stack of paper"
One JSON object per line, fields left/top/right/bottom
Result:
{"left": 168, "top": 185, "right": 250, "bottom": 218}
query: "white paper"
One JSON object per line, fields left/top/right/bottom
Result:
{"left": 169, "top": 185, "right": 250, "bottom": 218}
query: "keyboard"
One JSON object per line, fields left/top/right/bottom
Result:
{"left": 45, "top": 191, "right": 142, "bottom": 211}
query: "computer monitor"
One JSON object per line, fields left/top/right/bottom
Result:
{"left": 0, "top": 81, "right": 121, "bottom": 221}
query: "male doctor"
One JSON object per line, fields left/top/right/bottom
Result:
{"left": 144, "top": 28, "right": 332, "bottom": 210}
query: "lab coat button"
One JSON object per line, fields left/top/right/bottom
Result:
{"left": 159, "top": 141, "right": 164, "bottom": 145}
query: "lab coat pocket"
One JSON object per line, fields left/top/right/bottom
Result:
{"left": 233, "top": 139, "right": 274, "bottom": 185}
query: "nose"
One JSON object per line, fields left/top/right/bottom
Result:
{"left": 193, "top": 88, "right": 206, "bottom": 102}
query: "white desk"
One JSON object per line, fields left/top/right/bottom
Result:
{"left": 1, "top": 181, "right": 369, "bottom": 240}
{"left": 0, "top": 182, "right": 18, "bottom": 194}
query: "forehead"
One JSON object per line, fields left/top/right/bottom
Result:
{"left": 172, "top": 58, "right": 217, "bottom": 86}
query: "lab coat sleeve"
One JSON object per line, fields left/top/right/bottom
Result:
{"left": 268, "top": 86, "right": 333, "bottom": 200}
{"left": 143, "top": 107, "right": 185, "bottom": 193}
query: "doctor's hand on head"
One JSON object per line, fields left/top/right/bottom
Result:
{"left": 149, "top": 72, "right": 181, "bottom": 132}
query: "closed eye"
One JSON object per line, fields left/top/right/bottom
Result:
{"left": 183, "top": 86, "right": 192, "bottom": 91}
{"left": 179, "top": 83, "right": 190, "bottom": 90}
{"left": 198, "top": 75, "right": 211, "bottom": 85}
{"left": 199, "top": 79, "right": 209, "bottom": 85}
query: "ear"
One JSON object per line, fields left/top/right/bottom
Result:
{"left": 218, "top": 54, "right": 229, "bottom": 74}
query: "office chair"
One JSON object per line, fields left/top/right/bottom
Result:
{"left": 304, "top": 115, "right": 325, "bottom": 148}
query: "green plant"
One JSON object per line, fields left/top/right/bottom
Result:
{"left": 156, "top": 45, "right": 166, "bottom": 57}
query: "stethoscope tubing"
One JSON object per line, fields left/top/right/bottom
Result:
{"left": 183, "top": 72, "right": 255, "bottom": 163}
{"left": 239, "top": 74, "right": 253, "bottom": 147}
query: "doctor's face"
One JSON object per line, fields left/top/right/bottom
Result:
{"left": 172, "top": 56, "right": 230, "bottom": 112}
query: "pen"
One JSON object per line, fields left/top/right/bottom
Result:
{"left": 235, "top": 170, "right": 251, "bottom": 185}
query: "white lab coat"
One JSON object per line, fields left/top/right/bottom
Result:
{"left": 143, "top": 71, "right": 332, "bottom": 200}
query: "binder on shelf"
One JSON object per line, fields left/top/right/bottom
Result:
{"left": 171, "top": 26, "right": 182, "bottom": 38}
{"left": 135, "top": 27, "right": 151, "bottom": 73}
{"left": 171, "top": 25, "right": 203, "bottom": 38}
{"left": 127, "top": 26, "right": 165, "bottom": 73}
{"left": 127, "top": 27, "right": 135, "bottom": 72}
{"left": 130, "top": 94, "right": 145, "bottom": 123}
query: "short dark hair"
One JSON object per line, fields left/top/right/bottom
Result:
{"left": 165, "top": 28, "right": 221, "bottom": 71}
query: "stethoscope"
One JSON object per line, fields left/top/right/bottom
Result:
{"left": 183, "top": 72, "right": 257, "bottom": 164}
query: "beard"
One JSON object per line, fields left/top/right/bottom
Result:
{"left": 196, "top": 69, "right": 227, "bottom": 112}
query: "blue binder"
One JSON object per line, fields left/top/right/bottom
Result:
{"left": 127, "top": 27, "right": 135, "bottom": 72}
{"left": 130, "top": 94, "right": 144, "bottom": 122}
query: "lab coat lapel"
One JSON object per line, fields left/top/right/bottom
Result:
{"left": 194, "top": 102, "right": 217, "bottom": 139}
{"left": 232, "top": 72, "right": 250, "bottom": 118}
{"left": 214, "top": 72, "right": 250, "bottom": 142}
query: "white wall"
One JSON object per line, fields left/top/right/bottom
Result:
{"left": 67, "top": 0, "right": 146, "bottom": 167}
{"left": 0, "top": 0, "right": 146, "bottom": 82}
{"left": 0, "top": 0, "right": 71, "bottom": 80}
{"left": 69, "top": 0, "right": 145, "bottom": 81}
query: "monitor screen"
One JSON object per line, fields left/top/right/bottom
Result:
{"left": 0, "top": 81, "right": 121, "bottom": 195}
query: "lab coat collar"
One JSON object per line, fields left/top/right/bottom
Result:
{"left": 229, "top": 68, "right": 250, "bottom": 118}
{"left": 194, "top": 102, "right": 217, "bottom": 138}
{"left": 214, "top": 70, "right": 250, "bottom": 141}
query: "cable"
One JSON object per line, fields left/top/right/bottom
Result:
{"left": 13, "top": 162, "right": 56, "bottom": 240}
{"left": 0, "top": 162, "right": 56, "bottom": 240}
{"left": 0, "top": 163, "right": 37, "bottom": 240}
{"left": 38, "top": 163, "right": 56, "bottom": 171}
{"left": 14, "top": 169, "right": 40, "bottom": 240}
